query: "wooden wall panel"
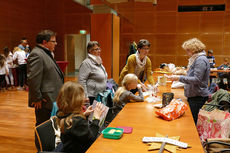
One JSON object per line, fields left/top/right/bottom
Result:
{"left": 119, "top": 54, "right": 127, "bottom": 72}
{"left": 177, "top": 13, "right": 200, "bottom": 33}
{"left": 215, "top": 57, "right": 224, "bottom": 66}
{"left": 156, "top": 13, "right": 177, "bottom": 33}
{"left": 0, "top": 0, "right": 45, "bottom": 52}
{"left": 0, "top": 0, "right": 91, "bottom": 62}
{"left": 224, "top": 13, "right": 230, "bottom": 32}
{"left": 134, "top": 13, "right": 155, "bottom": 33}
{"left": 201, "top": 0, "right": 225, "bottom": 4}
{"left": 112, "top": 14, "right": 120, "bottom": 82}
{"left": 227, "top": 0, "right": 230, "bottom": 12}
{"left": 200, "top": 12, "right": 224, "bottom": 33}
{"left": 176, "top": 56, "right": 189, "bottom": 67}
{"left": 118, "top": 0, "right": 230, "bottom": 71}
{"left": 155, "top": 34, "right": 177, "bottom": 55}
{"left": 66, "top": 35, "right": 76, "bottom": 73}
{"left": 120, "top": 16, "right": 135, "bottom": 33}
{"left": 223, "top": 34, "right": 230, "bottom": 55}
{"left": 116, "top": 2, "right": 135, "bottom": 13}
{"left": 156, "top": 0, "right": 177, "bottom": 12}
{"left": 200, "top": 34, "right": 223, "bottom": 54}
{"left": 91, "top": 13, "right": 113, "bottom": 78}
{"left": 134, "top": 2, "right": 156, "bottom": 13}
{"left": 148, "top": 55, "right": 157, "bottom": 69}
{"left": 178, "top": 0, "right": 202, "bottom": 5}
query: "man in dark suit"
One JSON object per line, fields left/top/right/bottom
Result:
{"left": 27, "top": 30, "right": 64, "bottom": 126}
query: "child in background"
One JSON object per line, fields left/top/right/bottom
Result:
{"left": 56, "top": 81, "right": 106, "bottom": 153}
{"left": 13, "top": 47, "right": 27, "bottom": 90}
{"left": 218, "top": 58, "right": 229, "bottom": 70}
{"left": 0, "top": 54, "right": 9, "bottom": 91}
{"left": 207, "top": 50, "right": 216, "bottom": 68}
{"left": 4, "top": 47, "right": 14, "bottom": 89}
{"left": 113, "top": 73, "right": 144, "bottom": 115}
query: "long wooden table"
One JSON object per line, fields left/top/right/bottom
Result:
{"left": 210, "top": 69, "right": 230, "bottom": 73}
{"left": 86, "top": 83, "right": 204, "bottom": 153}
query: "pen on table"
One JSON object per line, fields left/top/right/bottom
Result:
{"left": 158, "top": 135, "right": 168, "bottom": 153}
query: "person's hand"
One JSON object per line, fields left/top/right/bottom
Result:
{"left": 32, "top": 101, "right": 42, "bottom": 109}
{"left": 153, "top": 86, "right": 159, "bottom": 93}
{"left": 83, "top": 106, "right": 94, "bottom": 117}
{"left": 166, "top": 75, "right": 180, "bottom": 81}
{"left": 137, "top": 84, "right": 142, "bottom": 89}
{"left": 93, "top": 103, "right": 106, "bottom": 120}
{"left": 140, "top": 83, "right": 147, "bottom": 92}
{"left": 32, "top": 99, "right": 47, "bottom": 109}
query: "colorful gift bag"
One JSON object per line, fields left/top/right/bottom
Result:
{"left": 197, "top": 109, "right": 230, "bottom": 142}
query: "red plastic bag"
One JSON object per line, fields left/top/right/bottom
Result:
{"left": 155, "top": 99, "right": 188, "bottom": 121}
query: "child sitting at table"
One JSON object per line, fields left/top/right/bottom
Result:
{"left": 113, "top": 73, "right": 144, "bottom": 115}
{"left": 56, "top": 81, "right": 106, "bottom": 153}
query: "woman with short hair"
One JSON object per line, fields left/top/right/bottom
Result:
{"left": 118, "top": 39, "right": 155, "bottom": 92}
{"left": 78, "top": 41, "right": 107, "bottom": 105}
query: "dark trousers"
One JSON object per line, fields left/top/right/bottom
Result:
{"left": 18, "top": 64, "right": 27, "bottom": 87}
{"left": 187, "top": 96, "right": 208, "bottom": 124}
{"left": 35, "top": 107, "right": 52, "bottom": 126}
{"left": 0, "top": 74, "right": 6, "bottom": 89}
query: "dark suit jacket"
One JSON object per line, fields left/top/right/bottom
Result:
{"left": 27, "top": 45, "right": 64, "bottom": 110}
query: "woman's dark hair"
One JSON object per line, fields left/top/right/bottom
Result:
{"left": 137, "top": 39, "right": 150, "bottom": 49}
{"left": 3, "top": 47, "right": 9, "bottom": 57}
{"left": 36, "top": 30, "right": 56, "bottom": 44}
{"left": 87, "top": 41, "right": 100, "bottom": 53}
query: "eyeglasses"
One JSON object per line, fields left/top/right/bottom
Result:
{"left": 141, "top": 47, "right": 150, "bottom": 51}
{"left": 49, "top": 40, "right": 57, "bottom": 43}
{"left": 92, "top": 48, "right": 101, "bottom": 51}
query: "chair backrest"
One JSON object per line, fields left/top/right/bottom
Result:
{"left": 204, "top": 138, "right": 230, "bottom": 153}
{"left": 35, "top": 117, "right": 58, "bottom": 151}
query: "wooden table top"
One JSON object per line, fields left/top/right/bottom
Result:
{"left": 86, "top": 83, "right": 204, "bottom": 153}
{"left": 210, "top": 69, "right": 230, "bottom": 73}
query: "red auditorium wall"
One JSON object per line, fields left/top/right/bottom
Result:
{"left": 0, "top": 0, "right": 91, "bottom": 61}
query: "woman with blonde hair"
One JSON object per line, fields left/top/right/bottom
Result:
{"left": 113, "top": 73, "right": 144, "bottom": 116}
{"left": 168, "top": 38, "right": 210, "bottom": 124}
{"left": 56, "top": 81, "right": 105, "bottom": 153}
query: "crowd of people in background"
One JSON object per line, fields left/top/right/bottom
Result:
{"left": 0, "top": 38, "right": 30, "bottom": 91}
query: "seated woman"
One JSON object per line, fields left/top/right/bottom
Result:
{"left": 113, "top": 73, "right": 144, "bottom": 116}
{"left": 118, "top": 39, "right": 155, "bottom": 92}
{"left": 56, "top": 81, "right": 106, "bottom": 153}
{"left": 78, "top": 41, "right": 107, "bottom": 105}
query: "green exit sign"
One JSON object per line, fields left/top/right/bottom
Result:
{"left": 79, "top": 30, "right": 86, "bottom": 34}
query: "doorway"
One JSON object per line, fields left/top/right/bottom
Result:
{"left": 65, "top": 34, "right": 90, "bottom": 76}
